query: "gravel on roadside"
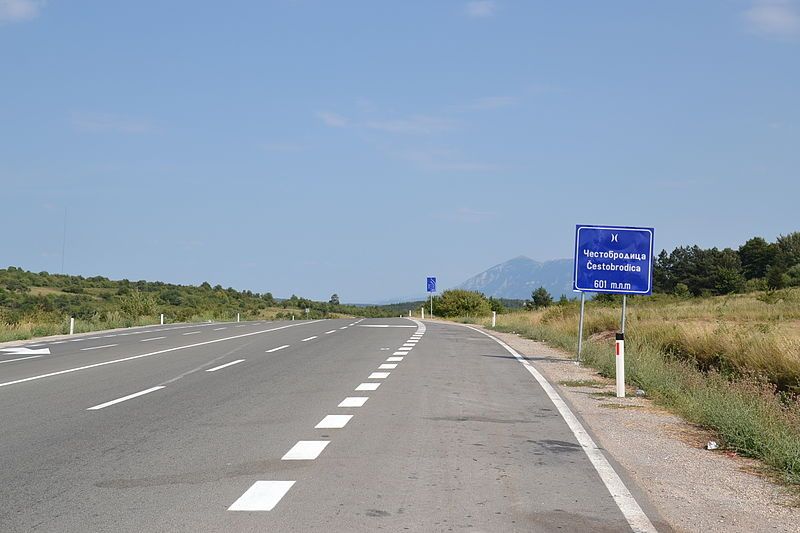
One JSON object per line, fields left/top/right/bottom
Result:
{"left": 479, "top": 325, "right": 800, "bottom": 533}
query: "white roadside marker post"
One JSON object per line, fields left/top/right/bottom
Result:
{"left": 237, "top": 313, "right": 240, "bottom": 323}
{"left": 421, "top": 307, "right": 425, "bottom": 319}
{"left": 160, "top": 313, "right": 164, "bottom": 325}
{"left": 492, "top": 311, "right": 496, "bottom": 328}
{"left": 615, "top": 332, "right": 625, "bottom": 398}
{"left": 69, "top": 317, "right": 75, "bottom": 335}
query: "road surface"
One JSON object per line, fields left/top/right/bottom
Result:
{"left": 0, "top": 318, "right": 659, "bottom": 532}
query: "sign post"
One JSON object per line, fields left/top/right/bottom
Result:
{"left": 426, "top": 277, "right": 436, "bottom": 318}
{"left": 573, "top": 225, "right": 654, "bottom": 398}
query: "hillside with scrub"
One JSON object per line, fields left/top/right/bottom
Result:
{"left": 0, "top": 268, "right": 405, "bottom": 342}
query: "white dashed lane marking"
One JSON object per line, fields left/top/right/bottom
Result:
{"left": 0, "top": 355, "right": 41, "bottom": 364}
{"left": 325, "top": 330, "right": 336, "bottom": 334}
{"left": 301, "top": 336, "right": 317, "bottom": 342}
{"left": 315, "top": 415, "right": 353, "bottom": 429}
{"left": 338, "top": 397, "right": 368, "bottom": 407}
{"left": 182, "top": 331, "right": 201, "bottom": 336}
{"left": 80, "top": 344, "right": 118, "bottom": 351}
{"left": 228, "top": 481, "right": 295, "bottom": 511}
{"left": 86, "top": 386, "right": 165, "bottom": 411}
{"left": 141, "top": 336, "right": 166, "bottom": 342}
{"left": 266, "top": 345, "right": 290, "bottom": 353}
{"left": 379, "top": 363, "right": 397, "bottom": 370}
{"left": 206, "top": 359, "right": 245, "bottom": 372}
{"left": 356, "top": 382, "right": 380, "bottom": 391}
{"left": 282, "top": 441, "right": 330, "bottom": 460}
{"left": 393, "top": 351, "right": 408, "bottom": 356}
{"left": 387, "top": 357, "right": 403, "bottom": 362}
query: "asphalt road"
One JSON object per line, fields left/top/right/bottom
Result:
{"left": 0, "top": 318, "right": 660, "bottom": 532}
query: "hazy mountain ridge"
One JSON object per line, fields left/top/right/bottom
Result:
{"left": 457, "top": 256, "right": 573, "bottom": 300}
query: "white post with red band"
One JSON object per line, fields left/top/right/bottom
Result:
{"left": 615, "top": 332, "right": 625, "bottom": 398}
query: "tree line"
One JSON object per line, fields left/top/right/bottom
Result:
{"left": 654, "top": 232, "right": 800, "bottom": 296}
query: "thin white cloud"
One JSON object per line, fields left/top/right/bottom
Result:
{"left": 0, "top": 0, "right": 43, "bottom": 23}
{"left": 465, "top": 1, "right": 496, "bottom": 18}
{"left": 316, "top": 111, "right": 348, "bottom": 127}
{"left": 71, "top": 112, "right": 155, "bottom": 134}
{"left": 365, "top": 115, "right": 456, "bottom": 134}
{"left": 743, "top": 0, "right": 800, "bottom": 39}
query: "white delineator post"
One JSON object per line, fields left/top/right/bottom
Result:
{"left": 492, "top": 311, "right": 496, "bottom": 328}
{"left": 237, "top": 313, "right": 240, "bottom": 323}
{"left": 160, "top": 313, "right": 164, "bottom": 325}
{"left": 615, "top": 332, "right": 625, "bottom": 398}
{"left": 408, "top": 310, "right": 411, "bottom": 317}
{"left": 69, "top": 317, "right": 75, "bottom": 335}
{"left": 421, "top": 307, "right": 425, "bottom": 319}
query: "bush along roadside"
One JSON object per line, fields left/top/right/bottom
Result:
{"left": 483, "top": 312, "right": 800, "bottom": 487}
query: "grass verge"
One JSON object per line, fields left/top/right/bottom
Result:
{"left": 475, "top": 302, "right": 800, "bottom": 487}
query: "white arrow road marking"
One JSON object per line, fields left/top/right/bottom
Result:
{"left": 0, "top": 347, "right": 51, "bottom": 356}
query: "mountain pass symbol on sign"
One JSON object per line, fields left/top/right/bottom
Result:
{"left": 426, "top": 277, "right": 436, "bottom": 293}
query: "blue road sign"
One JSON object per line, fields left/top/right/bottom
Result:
{"left": 573, "top": 225, "right": 654, "bottom": 295}
{"left": 426, "top": 277, "right": 437, "bottom": 293}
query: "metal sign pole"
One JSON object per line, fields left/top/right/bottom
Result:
{"left": 430, "top": 293, "right": 433, "bottom": 318}
{"left": 616, "top": 295, "right": 627, "bottom": 397}
{"left": 621, "top": 294, "right": 627, "bottom": 334}
{"left": 577, "top": 292, "right": 585, "bottom": 361}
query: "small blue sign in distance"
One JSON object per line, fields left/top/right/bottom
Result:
{"left": 426, "top": 277, "right": 436, "bottom": 293}
{"left": 573, "top": 225, "right": 654, "bottom": 295}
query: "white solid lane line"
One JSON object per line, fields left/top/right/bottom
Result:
{"left": 141, "top": 336, "right": 166, "bottom": 342}
{"left": 182, "top": 331, "right": 201, "bottom": 336}
{"left": 0, "top": 321, "right": 321, "bottom": 390}
{"left": 355, "top": 382, "right": 380, "bottom": 391}
{"left": 462, "top": 324, "right": 657, "bottom": 533}
{"left": 379, "top": 364, "right": 397, "bottom": 370}
{"left": 206, "top": 359, "right": 246, "bottom": 372}
{"left": 266, "top": 345, "right": 289, "bottom": 353}
{"left": 80, "top": 344, "right": 118, "bottom": 351}
{"left": 301, "top": 336, "right": 317, "bottom": 342}
{"left": 0, "top": 355, "right": 41, "bottom": 364}
{"left": 315, "top": 415, "right": 353, "bottom": 429}
{"left": 368, "top": 372, "right": 390, "bottom": 379}
{"left": 86, "top": 386, "right": 165, "bottom": 411}
{"left": 386, "top": 357, "right": 403, "bottom": 362}
{"left": 338, "top": 397, "right": 368, "bottom": 407}
{"left": 281, "top": 441, "right": 330, "bottom": 460}
{"left": 228, "top": 481, "right": 295, "bottom": 512}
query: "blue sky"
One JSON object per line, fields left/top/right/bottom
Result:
{"left": 1, "top": 0, "right": 798, "bottom": 302}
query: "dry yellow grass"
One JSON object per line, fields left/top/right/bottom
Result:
{"left": 493, "top": 288, "right": 800, "bottom": 390}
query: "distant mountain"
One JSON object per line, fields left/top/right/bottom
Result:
{"left": 456, "top": 256, "right": 574, "bottom": 300}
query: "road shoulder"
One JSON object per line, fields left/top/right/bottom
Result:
{"left": 479, "top": 326, "right": 800, "bottom": 533}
